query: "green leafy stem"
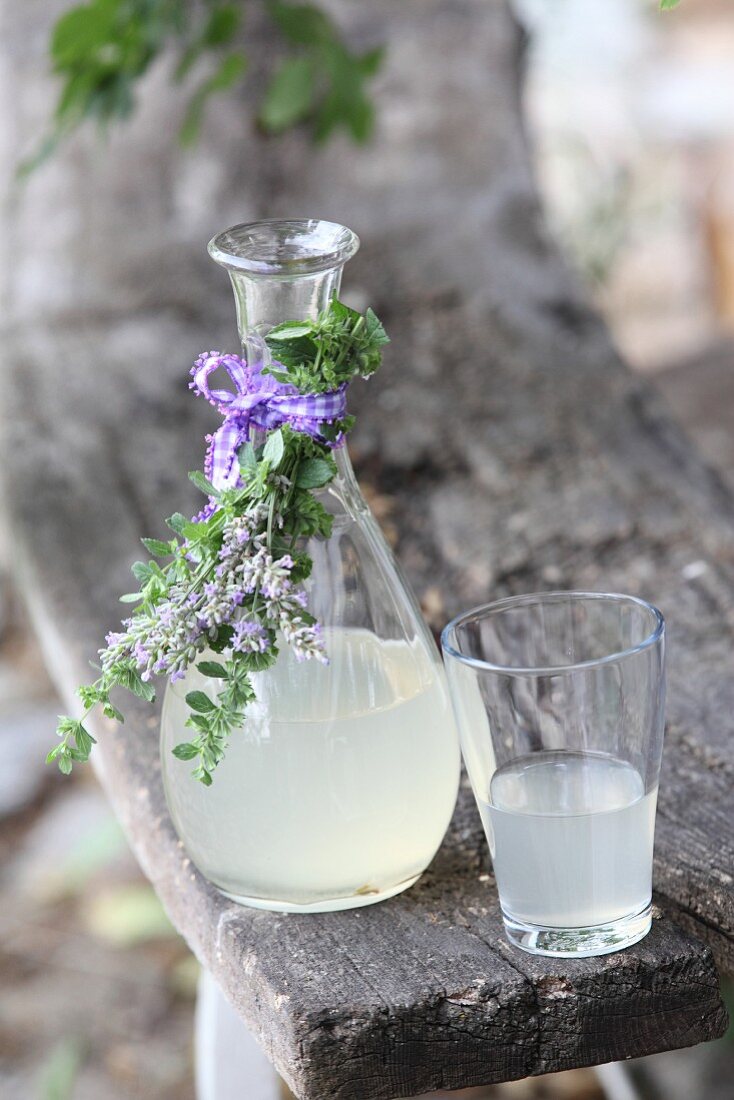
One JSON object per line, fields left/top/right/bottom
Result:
{"left": 48, "top": 297, "right": 388, "bottom": 784}
{"left": 25, "top": 0, "right": 384, "bottom": 174}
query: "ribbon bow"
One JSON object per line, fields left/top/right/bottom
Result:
{"left": 190, "top": 351, "right": 346, "bottom": 500}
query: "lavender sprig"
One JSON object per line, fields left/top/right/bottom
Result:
{"left": 47, "top": 298, "right": 387, "bottom": 784}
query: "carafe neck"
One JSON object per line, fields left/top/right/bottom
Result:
{"left": 208, "top": 219, "right": 360, "bottom": 374}
{"left": 230, "top": 266, "right": 344, "bottom": 371}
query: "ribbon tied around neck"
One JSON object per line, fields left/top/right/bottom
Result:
{"left": 190, "top": 351, "right": 346, "bottom": 503}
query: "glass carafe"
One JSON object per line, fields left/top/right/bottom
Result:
{"left": 160, "top": 219, "right": 460, "bottom": 912}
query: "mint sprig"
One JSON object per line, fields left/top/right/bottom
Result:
{"left": 265, "top": 299, "right": 388, "bottom": 394}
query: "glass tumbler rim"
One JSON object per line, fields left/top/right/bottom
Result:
{"left": 441, "top": 590, "right": 664, "bottom": 678}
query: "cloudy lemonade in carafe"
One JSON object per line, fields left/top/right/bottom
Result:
{"left": 162, "top": 628, "right": 460, "bottom": 910}
{"left": 41, "top": 218, "right": 460, "bottom": 912}
{"left": 157, "top": 219, "right": 460, "bottom": 911}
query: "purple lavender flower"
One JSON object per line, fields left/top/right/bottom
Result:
{"left": 158, "top": 605, "right": 175, "bottom": 627}
{"left": 277, "top": 599, "right": 328, "bottom": 664}
{"left": 260, "top": 555, "right": 293, "bottom": 600}
{"left": 98, "top": 492, "right": 326, "bottom": 694}
{"left": 232, "top": 619, "right": 270, "bottom": 654}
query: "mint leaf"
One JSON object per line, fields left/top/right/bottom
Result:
{"left": 77, "top": 684, "right": 103, "bottom": 708}
{"left": 296, "top": 457, "right": 335, "bottom": 489}
{"left": 262, "top": 429, "right": 285, "bottom": 470}
{"left": 58, "top": 754, "right": 73, "bottom": 775}
{"left": 189, "top": 470, "right": 219, "bottom": 497}
{"left": 266, "top": 320, "right": 315, "bottom": 339}
{"left": 142, "top": 537, "right": 172, "bottom": 557}
{"left": 198, "top": 661, "right": 229, "bottom": 679}
{"left": 74, "top": 725, "right": 96, "bottom": 757}
{"left": 186, "top": 713, "right": 211, "bottom": 732}
{"left": 186, "top": 691, "right": 216, "bottom": 713}
{"left": 238, "top": 441, "right": 257, "bottom": 473}
{"left": 265, "top": 334, "right": 316, "bottom": 371}
{"left": 166, "top": 513, "right": 188, "bottom": 535}
{"left": 102, "top": 700, "right": 124, "bottom": 723}
{"left": 208, "top": 625, "right": 235, "bottom": 653}
{"left": 131, "top": 561, "right": 156, "bottom": 583}
{"left": 172, "top": 742, "right": 199, "bottom": 761}
{"left": 118, "top": 667, "right": 156, "bottom": 702}
{"left": 364, "top": 307, "right": 389, "bottom": 347}
{"left": 236, "top": 650, "right": 278, "bottom": 672}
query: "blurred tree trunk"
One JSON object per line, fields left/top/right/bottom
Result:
{"left": 1, "top": 1, "right": 573, "bottom": 340}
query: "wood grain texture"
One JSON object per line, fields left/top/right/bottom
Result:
{"left": 1, "top": 1, "right": 732, "bottom": 1096}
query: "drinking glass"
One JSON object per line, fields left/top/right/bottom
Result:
{"left": 441, "top": 592, "right": 666, "bottom": 958}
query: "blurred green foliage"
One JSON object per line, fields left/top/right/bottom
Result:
{"left": 86, "top": 883, "right": 175, "bottom": 946}
{"left": 26, "top": 0, "right": 383, "bottom": 172}
{"left": 38, "top": 1038, "right": 85, "bottom": 1100}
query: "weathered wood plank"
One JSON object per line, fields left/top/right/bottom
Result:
{"left": 0, "top": 305, "right": 728, "bottom": 1099}
{"left": 1, "top": 0, "right": 732, "bottom": 1095}
{"left": 358, "top": 296, "right": 734, "bottom": 975}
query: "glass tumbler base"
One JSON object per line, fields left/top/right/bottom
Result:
{"left": 502, "top": 903, "right": 653, "bottom": 958}
{"left": 216, "top": 871, "right": 423, "bottom": 913}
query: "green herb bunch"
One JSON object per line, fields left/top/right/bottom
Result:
{"left": 47, "top": 297, "right": 388, "bottom": 784}
{"left": 266, "top": 299, "right": 388, "bottom": 395}
{"left": 26, "top": 1, "right": 384, "bottom": 174}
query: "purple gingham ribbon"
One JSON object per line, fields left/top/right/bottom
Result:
{"left": 190, "top": 351, "right": 346, "bottom": 509}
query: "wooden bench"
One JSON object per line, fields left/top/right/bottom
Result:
{"left": 1, "top": 3, "right": 732, "bottom": 1098}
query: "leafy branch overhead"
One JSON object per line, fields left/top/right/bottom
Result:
{"left": 31, "top": 0, "right": 683, "bottom": 172}
{"left": 30, "top": 0, "right": 384, "bottom": 172}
